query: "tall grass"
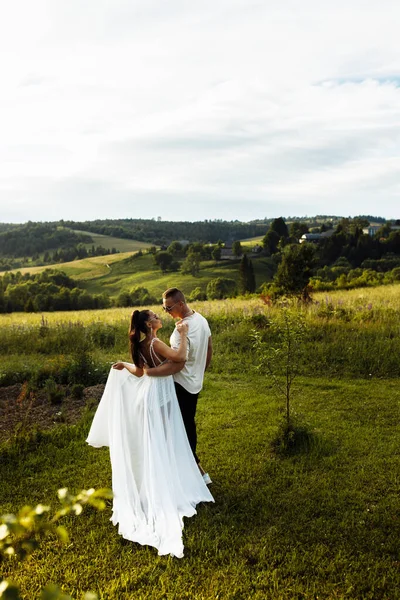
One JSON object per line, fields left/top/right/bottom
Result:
{"left": 0, "top": 286, "right": 400, "bottom": 386}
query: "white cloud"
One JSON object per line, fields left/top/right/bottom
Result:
{"left": 0, "top": 0, "right": 399, "bottom": 223}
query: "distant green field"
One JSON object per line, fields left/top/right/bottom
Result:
{"left": 80, "top": 253, "right": 273, "bottom": 298}
{"left": 3, "top": 252, "right": 139, "bottom": 280}
{"left": 239, "top": 235, "right": 264, "bottom": 246}
{"left": 2, "top": 249, "right": 273, "bottom": 299}
{"left": 72, "top": 230, "right": 152, "bottom": 253}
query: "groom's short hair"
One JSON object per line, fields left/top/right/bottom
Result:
{"left": 163, "top": 287, "right": 186, "bottom": 303}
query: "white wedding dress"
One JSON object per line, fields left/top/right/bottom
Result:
{"left": 86, "top": 348, "right": 214, "bottom": 558}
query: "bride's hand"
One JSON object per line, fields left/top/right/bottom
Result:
{"left": 112, "top": 362, "right": 125, "bottom": 370}
{"left": 176, "top": 322, "right": 188, "bottom": 336}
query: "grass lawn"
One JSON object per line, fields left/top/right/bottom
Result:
{"left": 2, "top": 246, "right": 274, "bottom": 300}
{"left": 239, "top": 235, "right": 264, "bottom": 246}
{"left": 71, "top": 230, "right": 152, "bottom": 254}
{"left": 1, "top": 375, "right": 400, "bottom": 599}
{"left": 4, "top": 252, "right": 140, "bottom": 279}
{"left": 81, "top": 254, "right": 273, "bottom": 299}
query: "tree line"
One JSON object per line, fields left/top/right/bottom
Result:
{"left": 52, "top": 218, "right": 269, "bottom": 245}
{"left": 0, "top": 223, "right": 92, "bottom": 257}
{"left": 260, "top": 217, "right": 400, "bottom": 298}
{"left": 42, "top": 244, "right": 118, "bottom": 264}
{"left": 0, "top": 270, "right": 110, "bottom": 313}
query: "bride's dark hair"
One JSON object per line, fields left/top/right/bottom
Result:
{"left": 129, "top": 310, "right": 150, "bottom": 367}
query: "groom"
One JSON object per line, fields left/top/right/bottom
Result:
{"left": 145, "top": 287, "right": 212, "bottom": 484}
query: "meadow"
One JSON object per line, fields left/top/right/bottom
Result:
{"left": 1, "top": 235, "right": 273, "bottom": 302}
{"left": 4, "top": 251, "right": 141, "bottom": 280}
{"left": 71, "top": 230, "right": 152, "bottom": 254}
{"left": 1, "top": 285, "right": 400, "bottom": 599}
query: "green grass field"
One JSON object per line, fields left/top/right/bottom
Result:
{"left": 2, "top": 242, "right": 273, "bottom": 299}
{"left": 1, "top": 374, "right": 399, "bottom": 599}
{"left": 239, "top": 235, "right": 264, "bottom": 246}
{"left": 4, "top": 252, "right": 139, "bottom": 279}
{"left": 1, "top": 288, "right": 400, "bottom": 598}
{"left": 79, "top": 254, "right": 273, "bottom": 298}
{"left": 71, "top": 230, "right": 152, "bottom": 253}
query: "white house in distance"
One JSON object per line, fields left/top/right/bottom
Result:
{"left": 362, "top": 225, "right": 400, "bottom": 236}
{"left": 299, "top": 230, "right": 335, "bottom": 244}
{"left": 300, "top": 222, "right": 400, "bottom": 243}
{"left": 362, "top": 225, "right": 382, "bottom": 236}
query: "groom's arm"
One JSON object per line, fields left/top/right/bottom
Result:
{"left": 205, "top": 336, "right": 212, "bottom": 370}
{"left": 144, "top": 360, "right": 185, "bottom": 377}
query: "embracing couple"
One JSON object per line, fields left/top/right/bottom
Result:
{"left": 86, "top": 288, "right": 214, "bottom": 558}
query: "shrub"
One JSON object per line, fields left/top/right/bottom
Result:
{"left": 130, "top": 286, "right": 157, "bottom": 306}
{"left": 0, "top": 488, "right": 112, "bottom": 600}
{"left": 115, "top": 287, "right": 157, "bottom": 307}
{"left": 70, "top": 383, "right": 85, "bottom": 399}
{"left": 43, "top": 377, "right": 64, "bottom": 405}
{"left": 206, "top": 278, "right": 237, "bottom": 300}
{"left": 89, "top": 323, "right": 116, "bottom": 349}
{"left": 68, "top": 352, "right": 95, "bottom": 386}
{"left": 187, "top": 287, "right": 207, "bottom": 302}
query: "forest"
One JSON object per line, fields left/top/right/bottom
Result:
{"left": 0, "top": 270, "right": 110, "bottom": 313}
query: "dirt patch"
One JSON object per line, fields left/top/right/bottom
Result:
{"left": 0, "top": 383, "right": 105, "bottom": 444}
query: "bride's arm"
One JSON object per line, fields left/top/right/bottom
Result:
{"left": 112, "top": 362, "right": 144, "bottom": 377}
{"left": 144, "top": 360, "right": 185, "bottom": 377}
{"left": 152, "top": 322, "right": 188, "bottom": 363}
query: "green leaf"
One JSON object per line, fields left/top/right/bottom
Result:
{"left": 40, "top": 584, "right": 71, "bottom": 600}
{"left": 0, "top": 525, "right": 9, "bottom": 541}
{"left": 57, "top": 488, "right": 69, "bottom": 501}
{"left": 92, "top": 488, "right": 113, "bottom": 500}
{"left": 34, "top": 504, "right": 50, "bottom": 516}
{"left": 0, "top": 581, "right": 23, "bottom": 600}
{"left": 55, "top": 526, "right": 69, "bottom": 544}
{"left": 72, "top": 504, "right": 83, "bottom": 516}
{"left": 87, "top": 499, "right": 105, "bottom": 511}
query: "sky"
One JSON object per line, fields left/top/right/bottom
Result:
{"left": 1, "top": 0, "right": 400, "bottom": 224}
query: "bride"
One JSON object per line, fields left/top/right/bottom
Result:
{"left": 86, "top": 309, "right": 214, "bottom": 558}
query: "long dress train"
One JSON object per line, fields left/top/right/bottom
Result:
{"left": 86, "top": 365, "right": 214, "bottom": 558}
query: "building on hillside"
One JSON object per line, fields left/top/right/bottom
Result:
{"left": 362, "top": 225, "right": 381, "bottom": 236}
{"left": 362, "top": 225, "right": 400, "bottom": 236}
{"left": 299, "top": 229, "right": 334, "bottom": 244}
{"left": 220, "top": 240, "right": 237, "bottom": 260}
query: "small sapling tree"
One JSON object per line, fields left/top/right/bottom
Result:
{"left": 252, "top": 308, "right": 306, "bottom": 450}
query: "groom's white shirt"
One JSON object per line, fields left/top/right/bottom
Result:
{"left": 170, "top": 311, "right": 211, "bottom": 394}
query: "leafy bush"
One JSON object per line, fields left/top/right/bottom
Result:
{"left": 206, "top": 278, "right": 237, "bottom": 300}
{"left": 115, "top": 286, "right": 156, "bottom": 307}
{"left": 0, "top": 487, "right": 112, "bottom": 600}
{"left": 0, "top": 270, "right": 111, "bottom": 314}
{"left": 43, "top": 377, "right": 64, "bottom": 405}
{"left": 88, "top": 324, "right": 116, "bottom": 349}
{"left": 68, "top": 352, "right": 96, "bottom": 386}
{"left": 70, "top": 384, "right": 85, "bottom": 399}
{"left": 187, "top": 287, "right": 207, "bottom": 302}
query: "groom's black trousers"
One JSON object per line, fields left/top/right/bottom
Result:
{"left": 174, "top": 382, "right": 200, "bottom": 464}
